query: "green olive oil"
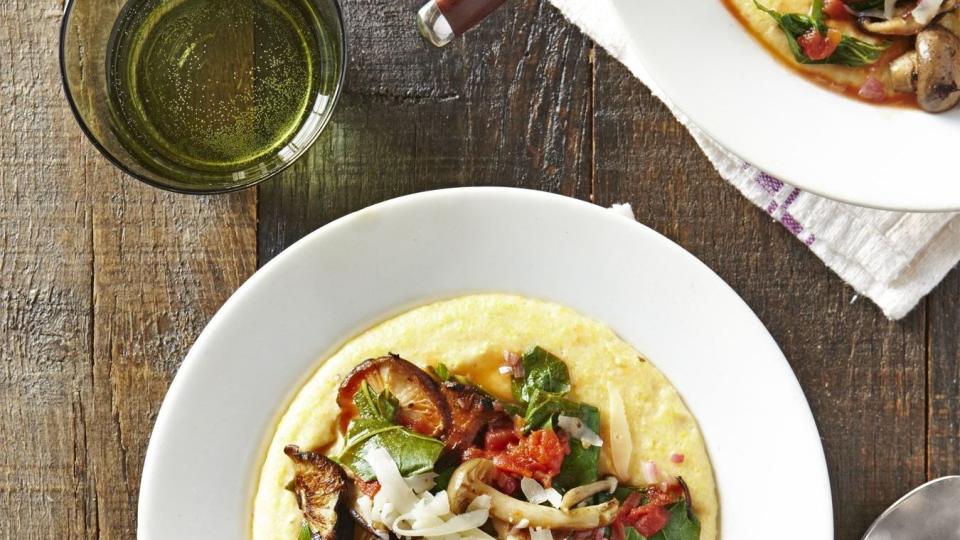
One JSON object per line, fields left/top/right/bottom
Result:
{"left": 106, "top": 0, "right": 340, "bottom": 185}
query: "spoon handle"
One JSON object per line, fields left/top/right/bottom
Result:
{"left": 417, "top": 0, "right": 508, "bottom": 47}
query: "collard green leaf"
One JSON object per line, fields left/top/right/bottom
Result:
{"left": 512, "top": 347, "right": 571, "bottom": 403}
{"left": 552, "top": 403, "right": 601, "bottom": 492}
{"left": 335, "top": 384, "right": 444, "bottom": 481}
{"left": 523, "top": 388, "right": 578, "bottom": 431}
{"left": 431, "top": 463, "right": 456, "bottom": 494}
{"left": 625, "top": 528, "right": 646, "bottom": 540}
{"left": 754, "top": 0, "right": 887, "bottom": 66}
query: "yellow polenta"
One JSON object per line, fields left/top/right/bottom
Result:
{"left": 252, "top": 294, "right": 718, "bottom": 540}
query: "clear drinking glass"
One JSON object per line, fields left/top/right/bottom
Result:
{"left": 60, "top": 0, "right": 345, "bottom": 193}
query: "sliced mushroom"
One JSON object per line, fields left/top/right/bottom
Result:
{"left": 440, "top": 380, "right": 512, "bottom": 454}
{"left": 916, "top": 26, "right": 960, "bottom": 111}
{"left": 559, "top": 477, "right": 618, "bottom": 511}
{"left": 348, "top": 507, "right": 391, "bottom": 540}
{"left": 447, "top": 459, "right": 620, "bottom": 530}
{"left": 858, "top": 0, "right": 957, "bottom": 35}
{"left": 285, "top": 445, "right": 347, "bottom": 540}
{"left": 889, "top": 50, "right": 920, "bottom": 92}
{"left": 337, "top": 354, "right": 452, "bottom": 438}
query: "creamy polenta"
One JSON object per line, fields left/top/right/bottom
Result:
{"left": 253, "top": 294, "right": 718, "bottom": 540}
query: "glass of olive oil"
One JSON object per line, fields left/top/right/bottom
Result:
{"left": 60, "top": 0, "right": 344, "bottom": 193}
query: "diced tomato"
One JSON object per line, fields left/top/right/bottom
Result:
{"left": 823, "top": 0, "right": 851, "bottom": 20}
{"left": 798, "top": 28, "right": 842, "bottom": 61}
{"left": 484, "top": 425, "right": 521, "bottom": 451}
{"left": 610, "top": 519, "right": 626, "bottom": 540}
{"left": 491, "top": 429, "right": 570, "bottom": 486}
{"left": 633, "top": 506, "right": 671, "bottom": 537}
{"left": 464, "top": 428, "right": 571, "bottom": 487}
{"left": 615, "top": 485, "right": 686, "bottom": 538}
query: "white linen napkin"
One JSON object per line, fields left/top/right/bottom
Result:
{"left": 549, "top": 0, "right": 960, "bottom": 319}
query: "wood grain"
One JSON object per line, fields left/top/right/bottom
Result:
{"left": 87, "top": 182, "right": 255, "bottom": 537}
{"left": 258, "top": 0, "right": 593, "bottom": 262}
{"left": 0, "top": 2, "right": 94, "bottom": 536}
{"left": 927, "top": 269, "right": 960, "bottom": 479}
{"left": 0, "top": 1, "right": 258, "bottom": 538}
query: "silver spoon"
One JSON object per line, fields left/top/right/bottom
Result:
{"left": 863, "top": 476, "right": 960, "bottom": 540}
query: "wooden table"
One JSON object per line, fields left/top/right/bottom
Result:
{"left": 2, "top": 0, "right": 957, "bottom": 537}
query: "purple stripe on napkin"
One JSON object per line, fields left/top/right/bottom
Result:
{"left": 754, "top": 171, "right": 816, "bottom": 247}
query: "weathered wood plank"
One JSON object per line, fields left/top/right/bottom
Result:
{"left": 589, "top": 49, "right": 928, "bottom": 540}
{"left": 87, "top": 181, "right": 256, "bottom": 537}
{"left": 0, "top": 2, "right": 95, "bottom": 537}
{"left": 927, "top": 268, "right": 960, "bottom": 480}
{"left": 258, "top": 0, "right": 594, "bottom": 262}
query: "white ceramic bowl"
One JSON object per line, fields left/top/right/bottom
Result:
{"left": 138, "top": 188, "right": 833, "bottom": 538}
{"left": 613, "top": 0, "right": 960, "bottom": 211}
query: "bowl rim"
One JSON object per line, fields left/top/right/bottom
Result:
{"left": 58, "top": 0, "right": 348, "bottom": 195}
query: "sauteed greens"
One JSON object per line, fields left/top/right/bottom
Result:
{"left": 755, "top": 0, "right": 888, "bottom": 66}
{"left": 285, "top": 350, "right": 702, "bottom": 540}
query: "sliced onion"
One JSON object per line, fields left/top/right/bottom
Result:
{"left": 641, "top": 461, "right": 660, "bottom": 485}
{"left": 392, "top": 509, "right": 491, "bottom": 537}
{"left": 530, "top": 527, "right": 555, "bottom": 540}
{"left": 607, "top": 385, "right": 632, "bottom": 480}
{"left": 557, "top": 415, "right": 603, "bottom": 447}
{"left": 503, "top": 350, "right": 524, "bottom": 378}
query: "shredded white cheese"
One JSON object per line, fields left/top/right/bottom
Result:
{"left": 913, "top": 0, "right": 945, "bottom": 24}
{"left": 520, "top": 477, "right": 563, "bottom": 508}
{"left": 364, "top": 448, "right": 493, "bottom": 539}
{"left": 607, "top": 385, "right": 633, "bottom": 480}
{"left": 557, "top": 415, "right": 603, "bottom": 448}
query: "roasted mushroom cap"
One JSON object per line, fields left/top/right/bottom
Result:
{"left": 889, "top": 50, "right": 920, "bottom": 92}
{"left": 440, "top": 381, "right": 513, "bottom": 454}
{"left": 337, "top": 354, "right": 452, "bottom": 438}
{"left": 447, "top": 459, "right": 620, "bottom": 530}
{"left": 858, "top": 0, "right": 958, "bottom": 35}
{"left": 285, "top": 445, "right": 347, "bottom": 540}
{"left": 915, "top": 26, "right": 960, "bottom": 111}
